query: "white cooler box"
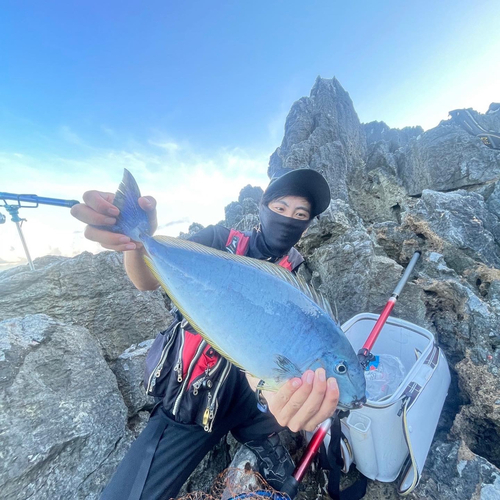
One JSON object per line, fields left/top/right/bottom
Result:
{"left": 318, "top": 313, "right": 451, "bottom": 496}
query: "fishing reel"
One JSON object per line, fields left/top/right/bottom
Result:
{"left": 0, "top": 212, "right": 5, "bottom": 224}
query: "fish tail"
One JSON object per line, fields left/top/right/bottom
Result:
{"left": 106, "top": 169, "right": 151, "bottom": 242}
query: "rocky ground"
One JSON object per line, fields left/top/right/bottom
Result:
{"left": 1, "top": 77, "right": 499, "bottom": 499}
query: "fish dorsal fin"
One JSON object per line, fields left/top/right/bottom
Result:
{"left": 152, "top": 235, "right": 337, "bottom": 321}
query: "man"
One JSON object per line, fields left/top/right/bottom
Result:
{"left": 71, "top": 168, "right": 339, "bottom": 500}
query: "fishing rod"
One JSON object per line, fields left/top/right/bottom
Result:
{"left": 0, "top": 192, "right": 79, "bottom": 271}
{"left": 272, "top": 251, "right": 422, "bottom": 499}
{"left": 357, "top": 251, "right": 421, "bottom": 368}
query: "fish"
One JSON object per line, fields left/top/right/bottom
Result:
{"left": 102, "top": 169, "right": 366, "bottom": 409}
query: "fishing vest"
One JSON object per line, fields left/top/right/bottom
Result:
{"left": 143, "top": 229, "right": 301, "bottom": 431}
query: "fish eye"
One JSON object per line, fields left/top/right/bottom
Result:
{"left": 335, "top": 362, "right": 347, "bottom": 374}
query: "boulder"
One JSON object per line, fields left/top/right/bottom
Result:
{"left": 410, "top": 440, "right": 500, "bottom": 500}
{"left": 402, "top": 189, "right": 500, "bottom": 272}
{"left": 0, "top": 251, "right": 172, "bottom": 361}
{"left": 0, "top": 314, "right": 129, "bottom": 500}
{"left": 113, "top": 339, "right": 156, "bottom": 417}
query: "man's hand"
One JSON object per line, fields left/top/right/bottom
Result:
{"left": 248, "top": 369, "right": 339, "bottom": 432}
{"left": 70, "top": 190, "right": 158, "bottom": 251}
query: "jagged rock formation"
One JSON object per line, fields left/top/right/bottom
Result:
{"left": 2, "top": 76, "right": 500, "bottom": 499}
{"left": 269, "top": 77, "right": 366, "bottom": 203}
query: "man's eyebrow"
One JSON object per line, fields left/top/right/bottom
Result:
{"left": 274, "top": 199, "right": 289, "bottom": 207}
{"left": 296, "top": 205, "right": 310, "bottom": 213}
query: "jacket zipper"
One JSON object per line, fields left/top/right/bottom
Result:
{"left": 172, "top": 340, "right": 207, "bottom": 415}
{"left": 204, "top": 362, "right": 231, "bottom": 432}
{"left": 146, "top": 323, "right": 179, "bottom": 394}
{"left": 173, "top": 329, "right": 186, "bottom": 383}
{"left": 192, "top": 356, "right": 223, "bottom": 396}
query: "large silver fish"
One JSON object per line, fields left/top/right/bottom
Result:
{"left": 105, "top": 169, "right": 366, "bottom": 409}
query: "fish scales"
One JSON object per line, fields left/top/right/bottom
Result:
{"left": 145, "top": 235, "right": 336, "bottom": 384}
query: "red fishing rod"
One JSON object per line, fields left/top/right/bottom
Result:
{"left": 279, "top": 251, "right": 421, "bottom": 499}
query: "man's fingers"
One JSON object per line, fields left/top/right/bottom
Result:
{"left": 82, "top": 190, "right": 119, "bottom": 216}
{"left": 265, "top": 377, "right": 303, "bottom": 416}
{"left": 101, "top": 242, "right": 138, "bottom": 252}
{"left": 312, "top": 378, "right": 339, "bottom": 425}
{"left": 138, "top": 196, "right": 156, "bottom": 212}
{"left": 299, "top": 377, "right": 339, "bottom": 432}
{"left": 272, "top": 370, "right": 316, "bottom": 428}
{"left": 71, "top": 203, "right": 117, "bottom": 226}
{"left": 286, "top": 369, "right": 327, "bottom": 432}
{"left": 84, "top": 226, "right": 135, "bottom": 250}
{"left": 138, "top": 196, "right": 158, "bottom": 233}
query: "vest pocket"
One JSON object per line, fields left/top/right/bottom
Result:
{"left": 144, "top": 321, "right": 181, "bottom": 397}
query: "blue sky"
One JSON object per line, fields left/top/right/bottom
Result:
{"left": 1, "top": 0, "right": 499, "bottom": 268}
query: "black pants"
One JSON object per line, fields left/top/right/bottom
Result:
{"left": 101, "top": 393, "right": 282, "bottom": 500}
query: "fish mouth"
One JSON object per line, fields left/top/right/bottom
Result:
{"left": 350, "top": 395, "right": 367, "bottom": 409}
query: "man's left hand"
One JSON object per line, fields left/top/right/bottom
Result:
{"left": 247, "top": 369, "right": 339, "bottom": 432}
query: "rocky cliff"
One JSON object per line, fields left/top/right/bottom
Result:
{"left": 1, "top": 76, "right": 500, "bottom": 499}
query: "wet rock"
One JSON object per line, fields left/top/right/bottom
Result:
{"left": 0, "top": 252, "right": 172, "bottom": 361}
{"left": 0, "top": 314, "right": 128, "bottom": 500}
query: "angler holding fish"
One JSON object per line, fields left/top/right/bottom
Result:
{"left": 71, "top": 168, "right": 366, "bottom": 500}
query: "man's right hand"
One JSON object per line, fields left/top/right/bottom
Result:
{"left": 70, "top": 190, "right": 158, "bottom": 251}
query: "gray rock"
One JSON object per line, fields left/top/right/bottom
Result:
{"left": 269, "top": 77, "right": 366, "bottom": 203}
{"left": 298, "top": 201, "right": 427, "bottom": 327}
{"left": 403, "top": 189, "right": 500, "bottom": 271}
{"left": 113, "top": 339, "right": 156, "bottom": 417}
{"left": 349, "top": 167, "right": 410, "bottom": 225}
{"left": 410, "top": 440, "right": 500, "bottom": 500}
{"left": 179, "top": 222, "right": 205, "bottom": 240}
{"left": 0, "top": 314, "right": 128, "bottom": 500}
{"left": 224, "top": 196, "right": 260, "bottom": 231}
{"left": 238, "top": 185, "right": 263, "bottom": 204}
{"left": 363, "top": 121, "right": 423, "bottom": 149}
{"left": 396, "top": 124, "right": 500, "bottom": 196}
{"left": 0, "top": 251, "right": 172, "bottom": 361}
{"left": 486, "top": 181, "right": 500, "bottom": 219}
{"left": 452, "top": 357, "right": 500, "bottom": 468}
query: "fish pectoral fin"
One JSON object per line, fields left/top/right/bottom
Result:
{"left": 273, "top": 355, "right": 302, "bottom": 380}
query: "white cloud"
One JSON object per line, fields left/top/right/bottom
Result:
{"left": 0, "top": 141, "right": 271, "bottom": 268}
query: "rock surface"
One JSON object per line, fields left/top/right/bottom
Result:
{"left": 0, "top": 251, "right": 172, "bottom": 361}
{"left": 0, "top": 314, "right": 129, "bottom": 500}
{"left": 113, "top": 339, "right": 156, "bottom": 417}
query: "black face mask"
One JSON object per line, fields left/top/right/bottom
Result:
{"left": 254, "top": 204, "right": 312, "bottom": 258}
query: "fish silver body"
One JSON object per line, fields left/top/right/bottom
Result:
{"left": 104, "top": 169, "right": 367, "bottom": 409}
